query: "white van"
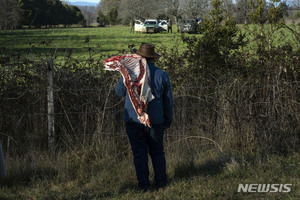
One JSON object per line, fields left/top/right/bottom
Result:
{"left": 134, "top": 20, "right": 144, "bottom": 32}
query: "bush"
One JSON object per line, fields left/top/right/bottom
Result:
{"left": 156, "top": 0, "right": 300, "bottom": 156}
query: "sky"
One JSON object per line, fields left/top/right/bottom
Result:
{"left": 68, "top": 0, "right": 100, "bottom": 3}
{"left": 66, "top": 0, "right": 296, "bottom": 6}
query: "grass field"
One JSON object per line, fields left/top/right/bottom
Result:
{"left": 0, "top": 26, "right": 182, "bottom": 60}
{"left": 1, "top": 24, "right": 299, "bottom": 61}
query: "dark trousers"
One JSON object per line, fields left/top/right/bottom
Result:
{"left": 126, "top": 122, "right": 167, "bottom": 190}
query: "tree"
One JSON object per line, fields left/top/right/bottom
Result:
{"left": 181, "top": 0, "right": 246, "bottom": 80}
{"left": 18, "top": 0, "right": 44, "bottom": 27}
{"left": 0, "top": 0, "right": 20, "bottom": 29}
{"left": 246, "top": 0, "right": 296, "bottom": 55}
{"left": 267, "top": 1, "right": 288, "bottom": 24}
{"left": 47, "top": 0, "right": 66, "bottom": 27}
{"left": 248, "top": 0, "right": 267, "bottom": 25}
{"left": 107, "top": 7, "right": 119, "bottom": 25}
{"left": 18, "top": 0, "right": 85, "bottom": 27}
{"left": 235, "top": 0, "right": 251, "bottom": 23}
{"left": 222, "top": 0, "right": 234, "bottom": 14}
{"left": 164, "top": 0, "right": 182, "bottom": 24}
{"left": 98, "top": 0, "right": 121, "bottom": 14}
{"left": 290, "top": 0, "right": 300, "bottom": 9}
{"left": 119, "top": 0, "right": 162, "bottom": 21}
{"left": 182, "top": 0, "right": 210, "bottom": 18}
{"left": 97, "top": 10, "right": 108, "bottom": 26}
{"left": 79, "top": 6, "right": 97, "bottom": 26}
{"left": 71, "top": 5, "right": 86, "bottom": 26}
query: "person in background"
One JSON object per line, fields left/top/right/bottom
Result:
{"left": 115, "top": 43, "right": 173, "bottom": 191}
{"left": 130, "top": 19, "right": 134, "bottom": 33}
{"left": 168, "top": 19, "right": 172, "bottom": 33}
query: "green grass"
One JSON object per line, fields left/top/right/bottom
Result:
{"left": 0, "top": 26, "right": 182, "bottom": 61}
{"left": 239, "top": 23, "right": 300, "bottom": 52}
{"left": 0, "top": 145, "right": 299, "bottom": 200}
{"left": 1, "top": 24, "right": 298, "bottom": 63}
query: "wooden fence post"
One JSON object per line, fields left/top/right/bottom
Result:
{"left": 47, "top": 57, "right": 55, "bottom": 152}
{"left": 0, "top": 140, "right": 6, "bottom": 177}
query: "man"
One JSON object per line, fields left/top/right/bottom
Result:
{"left": 115, "top": 43, "right": 173, "bottom": 191}
{"left": 168, "top": 19, "right": 172, "bottom": 33}
{"left": 130, "top": 19, "right": 134, "bottom": 33}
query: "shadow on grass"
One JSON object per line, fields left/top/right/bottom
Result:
{"left": 118, "top": 181, "right": 140, "bottom": 194}
{"left": 69, "top": 192, "right": 115, "bottom": 200}
{"left": 118, "top": 181, "right": 160, "bottom": 194}
{"left": 116, "top": 159, "right": 227, "bottom": 194}
{"left": 172, "top": 158, "right": 226, "bottom": 180}
{"left": 0, "top": 167, "right": 57, "bottom": 188}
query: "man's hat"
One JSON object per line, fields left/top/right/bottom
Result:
{"left": 135, "top": 43, "right": 160, "bottom": 58}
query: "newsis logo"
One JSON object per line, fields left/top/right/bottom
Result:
{"left": 237, "top": 184, "right": 292, "bottom": 193}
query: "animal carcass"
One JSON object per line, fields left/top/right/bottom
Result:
{"left": 104, "top": 54, "right": 154, "bottom": 127}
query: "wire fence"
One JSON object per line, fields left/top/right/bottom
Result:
{"left": 1, "top": 48, "right": 300, "bottom": 156}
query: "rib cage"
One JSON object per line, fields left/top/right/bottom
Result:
{"left": 104, "top": 54, "right": 154, "bottom": 127}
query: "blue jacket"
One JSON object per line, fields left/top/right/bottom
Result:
{"left": 115, "top": 62, "right": 173, "bottom": 127}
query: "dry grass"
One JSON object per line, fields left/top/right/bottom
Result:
{"left": 0, "top": 143, "right": 299, "bottom": 199}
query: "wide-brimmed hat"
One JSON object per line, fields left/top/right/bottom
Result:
{"left": 135, "top": 43, "right": 160, "bottom": 58}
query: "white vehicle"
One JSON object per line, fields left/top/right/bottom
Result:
{"left": 158, "top": 20, "right": 168, "bottom": 31}
{"left": 142, "top": 19, "right": 160, "bottom": 33}
{"left": 134, "top": 20, "right": 144, "bottom": 32}
{"left": 134, "top": 19, "right": 166, "bottom": 33}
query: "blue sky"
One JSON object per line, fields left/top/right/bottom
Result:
{"left": 67, "top": 0, "right": 295, "bottom": 6}
{"left": 69, "top": 0, "right": 100, "bottom": 3}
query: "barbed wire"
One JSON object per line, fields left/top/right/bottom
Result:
{"left": 0, "top": 88, "right": 116, "bottom": 94}
{"left": 1, "top": 97, "right": 299, "bottom": 117}
{"left": 0, "top": 131, "right": 200, "bottom": 141}
{"left": 1, "top": 82, "right": 298, "bottom": 94}
{"left": 0, "top": 57, "right": 107, "bottom": 65}
{"left": 0, "top": 109, "right": 124, "bottom": 116}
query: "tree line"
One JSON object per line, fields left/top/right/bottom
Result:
{"left": 1, "top": 0, "right": 299, "bottom": 30}
{"left": 0, "top": 0, "right": 85, "bottom": 29}
{"left": 96, "top": 0, "right": 299, "bottom": 26}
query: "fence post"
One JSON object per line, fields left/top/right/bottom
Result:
{"left": 47, "top": 57, "right": 55, "bottom": 152}
{"left": 0, "top": 140, "right": 6, "bottom": 177}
